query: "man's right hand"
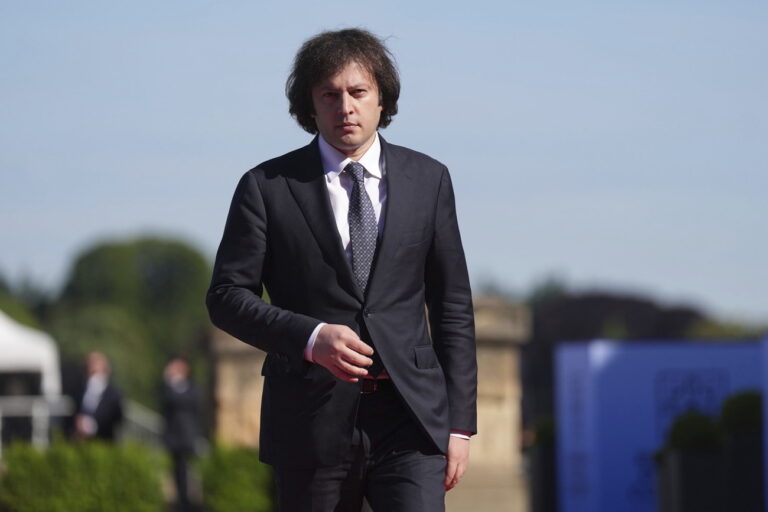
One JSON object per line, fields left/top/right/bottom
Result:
{"left": 312, "top": 324, "right": 374, "bottom": 382}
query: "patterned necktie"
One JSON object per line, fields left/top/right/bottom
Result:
{"left": 345, "top": 161, "right": 378, "bottom": 294}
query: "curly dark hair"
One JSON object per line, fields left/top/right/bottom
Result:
{"left": 286, "top": 28, "right": 400, "bottom": 134}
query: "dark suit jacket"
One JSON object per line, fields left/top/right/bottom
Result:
{"left": 161, "top": 380, "right": 201, "bottom": 455}
{"left": 207, "top": 136, "right": 476, "bottom": 469}
{"left": 75, "top": 380, "right": 123, "bottom": 441}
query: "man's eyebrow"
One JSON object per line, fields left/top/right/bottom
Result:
{"left": 316, "top": 81, "right": 372, "bottom": 90}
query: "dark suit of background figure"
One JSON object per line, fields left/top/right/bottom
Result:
{"left": 161, "top": 358, "right": 201, "bottom": 512}
{"left": 74, "top": 351, "right": 124, "bottom": 441}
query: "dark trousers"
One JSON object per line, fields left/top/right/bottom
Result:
{"left": 171, "top": 451, "right": 192, "bottom": 512}
{"left": 274, "top": 380, "right": 446, "bottom": 512}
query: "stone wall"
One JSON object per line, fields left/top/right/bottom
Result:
{"left": 210, "top": 330, "right": 265, "bottom": 447}
{"left": 473, "top": 296, "right": 530, "bottom": 467}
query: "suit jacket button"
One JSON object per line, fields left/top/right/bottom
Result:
{"left": 363, "top": 309, "right": 371, "bottom": 318}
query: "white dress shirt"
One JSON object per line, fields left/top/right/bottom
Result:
{"left": 79, "top": 373, "right": 108, "bottom": 434}
{"left": 81, "top": 374, "right": 108, "bottom": 414}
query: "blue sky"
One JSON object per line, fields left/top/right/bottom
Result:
{"left": 1, "top": 1, "right": 766, "bottom": 321}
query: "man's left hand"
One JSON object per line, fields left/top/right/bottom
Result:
{"left": 444, "top": 436, "right": 470, "bottom": 491}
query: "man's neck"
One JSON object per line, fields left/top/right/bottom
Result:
{"left": 324, "top": 134, "right": 378, "bottom": 162}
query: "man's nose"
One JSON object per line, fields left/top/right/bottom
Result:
{"left": 339, "top": 92, "right": 353, "bottom": 114}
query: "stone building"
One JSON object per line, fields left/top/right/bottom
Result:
{"left": 210, "top": 295, "right": 529, "bottom": 468}
{"left": 471, "top": 295, "right": 530, "bottom": 468}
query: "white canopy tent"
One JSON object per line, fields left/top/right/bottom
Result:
{"left": 0, "top": 309, "right": 72, "bottom": 455}
{"left": 0, "top": 309, "right": 61, "bottom": 397}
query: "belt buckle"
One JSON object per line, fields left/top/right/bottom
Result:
{"left": 360, "top": 379, "right": 378, "bottom": 394}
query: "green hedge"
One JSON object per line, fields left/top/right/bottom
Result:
{"left": 199, "top": 444, "right": 274, "bottom": 512}
{"left": 656, "top": 390, "right": 764, "bottom": 461}
{"left": 665, "top": 410, "right": 723, "bottom": 451}
{"left": 0, "top": 441, "right": 164, "bottom": 512}
{"left": 720, "top": 391, "right": 762, "bottom": 434}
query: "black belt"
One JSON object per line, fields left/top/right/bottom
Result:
{"left": 360, "top": 378, "right": 393, "bottom": 395}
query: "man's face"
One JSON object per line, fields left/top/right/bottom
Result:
{"left": 311, "top": 60, "right": 383, "bottom": 160}
{"left": 86, "top": 352, "right": 109, "bottom": 377}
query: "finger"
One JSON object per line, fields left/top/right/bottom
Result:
{"left": 444, "top": 461, "right": 457, "bottom": 489}
{"left": 335, "top": 359, "right": 369, "bottom": 378}
{"left": 342, "top": 349, "right": 374, "bottom": 369}
{"left": 452, "top": 463, "right": 466, "bottom": 487}
{"left": 346, "top": 338, "right": 375, "bottom": 356}
{"left": 329, "top": 366, "right": 361, "bottom": 383}
{"left": 446, "top": 464, "right": 463, "bottom": 491}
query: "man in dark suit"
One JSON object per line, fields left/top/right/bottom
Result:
{"left": 207, "top": 28, "right": 476, "bottom": 511}
{"left": 161, "top": 356, "right": 201, "bottom": 512}
{"left": 73, "top": 351, "right": 123, "bottom": 441}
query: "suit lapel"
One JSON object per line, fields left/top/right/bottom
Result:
{"left": 368, "top": 137, "right": 416, "bottom": 295}
{"left": 285, "top": 138, "right": 363, "bottom": 302}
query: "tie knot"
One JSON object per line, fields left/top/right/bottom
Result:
{"left": 344, "top": 161, "right": 366, "bottom": 183}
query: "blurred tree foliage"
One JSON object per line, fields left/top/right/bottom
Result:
{"left": 47, "top": 304, "right": 158, "bottom": 406}
{"left": 0, "top": 274, "right": 40, "bottom": 328}
{"left": 0, "top": 440, "right": 165, "bottom": 512}
{"left": 685, "top": 318, "right": 763, "bottom": 340}
{"left": 58, "top": 237, "right": 210, "bottom": 354}
{"left": 47, "top": 237, "right": 212, "bottom": 408}
{"left": 198, "top": 444, "right": 274, "bottom": 512}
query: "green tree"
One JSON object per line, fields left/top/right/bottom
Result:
{"left": 50, "top": 236, "right": 212, "bottom": 407}
{"left": 685, "top": 318, "right": 764, "bottom": 340}
{"left": 0, "top": 273, "right": 40, "bottom": 328}
{"left": 59, "top": 237, "right": 211, "bottom": 357}
{"left": 47, "top": 304, "right": 159, "bottom": 406}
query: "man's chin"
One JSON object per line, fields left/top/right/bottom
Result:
{"left": 329, "top": 138, "right": 363, "bottom": 155}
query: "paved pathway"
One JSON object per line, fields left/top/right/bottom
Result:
{"left": 445, "top": 464, "right": 528, "bottom": 512}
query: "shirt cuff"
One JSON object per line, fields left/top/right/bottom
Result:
{"left": 450, "top": 431, "right": 472, "bottom": 440}
{"left": 304, "top": 323, "right": 327, "bottom": 362}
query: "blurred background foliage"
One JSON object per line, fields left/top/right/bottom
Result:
{"left": 0, "top": 440, "right": 166, "bottom": 512}
{"left": 198, "top": 444, "right": 275, "bottom": 512}
{"left": 0, "top": 440, "right": 275, "bottom": 512}
{"left": 57, "top": 237, "right": 210, "bottom": 355}
{"left": 0, "top": 234, "right": 765, "bottom": 421}
{"left": 0, "top": 236, "right": 211, "bottom": 409}
{"left": 0, "top": 276, "right": 39, "bottom": 329}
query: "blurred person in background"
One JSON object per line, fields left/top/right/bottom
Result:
{"left": 161, "top": 355, "right": 202, "bottom": 512}
{"left": 73, "top": 351, "right": 123, "bottom": 441}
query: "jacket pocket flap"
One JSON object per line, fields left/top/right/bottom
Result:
{"left": 414, "top": 345, "right": 439, "bottom": 369}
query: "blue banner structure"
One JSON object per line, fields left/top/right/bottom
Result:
{"left": 555, "top": 339, "right": 767, "bottom": 512}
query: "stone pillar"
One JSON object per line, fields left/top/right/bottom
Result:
{"left": 472, "top": 296, "right": 530, "bottom": 468}
{"left": 210, "top": 329, "right": 265, "bottom": 447}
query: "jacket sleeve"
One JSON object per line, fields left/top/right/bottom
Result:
{"left": 206, "top": 170, "right": 321, "bottom": 369}
{"left": 424, "top": 166, "right": 478, "bottom": 435}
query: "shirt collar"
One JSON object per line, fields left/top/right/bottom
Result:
{"left": 86, "top": 374, "right": 108, "bottom": 392}
{"left": 318, "top": 134, "right": 383, "bottom": 183}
